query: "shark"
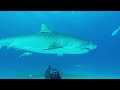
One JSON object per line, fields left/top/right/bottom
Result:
{"left": 0, "top": 24, "right": 97, "bottom": 56}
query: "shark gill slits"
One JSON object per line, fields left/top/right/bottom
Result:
{"left": 63, "top": 40, "right": 71, "bottom": 47}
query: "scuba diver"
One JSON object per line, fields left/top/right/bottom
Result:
{"left": 49, "top": 69, "right": 61, "bottom": 79}
{"left": 44, "top": 66, "right": 62, "bottom": 79}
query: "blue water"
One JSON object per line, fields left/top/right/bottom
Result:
{"left": 0, "top": 11, "right": 120, "bottom": 79}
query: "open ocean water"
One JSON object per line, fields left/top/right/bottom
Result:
{"left": 0, "top": 11, "right": 120, "bottom": 79}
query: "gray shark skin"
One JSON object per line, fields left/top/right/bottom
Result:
{"left": 0, "top": 24, "right": 97, "bottom": 56}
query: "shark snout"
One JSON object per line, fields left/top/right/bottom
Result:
{"left": 92, "top": 44, "right": 97, "bottom": 49}
{"left": 86, "top": 43, "right": 97, "bottom": 50}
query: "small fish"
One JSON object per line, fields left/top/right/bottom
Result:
{"left": 112, "top": 26, "right": 120, "bottom": 36}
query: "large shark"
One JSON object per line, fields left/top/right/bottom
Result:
{"left": 0, "top": 24, "right": 97, "bottom": 56}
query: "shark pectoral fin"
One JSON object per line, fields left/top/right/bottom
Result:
{"left": 19, "top": 52, "right": 32, "bottom": 57}
{"left": 40, "top": 24, "right": 51, "bottom": 33}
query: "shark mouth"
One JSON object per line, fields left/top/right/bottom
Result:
{"left": 84, "top": 48, "right": 90, "bottom": 50}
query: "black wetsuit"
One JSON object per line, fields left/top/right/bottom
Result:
{"left": 44, "top": 66, "right": 61, "bottom": 79}
{"left": 49, "top": 70, "right": 61, "bottom": 79}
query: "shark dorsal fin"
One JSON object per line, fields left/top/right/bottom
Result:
{"left": 40, "top": 24, "right": 51, "bottom": 33}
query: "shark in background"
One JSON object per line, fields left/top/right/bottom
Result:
{"left": 0, "top": 24, "right": 97, "bottom": 56}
